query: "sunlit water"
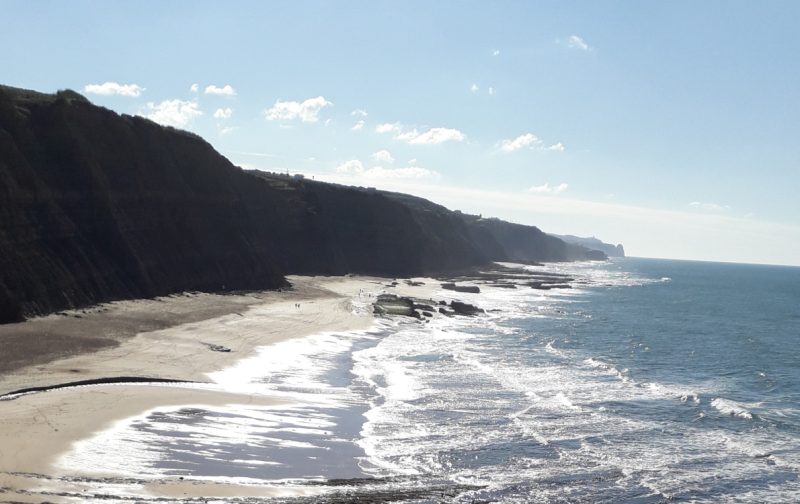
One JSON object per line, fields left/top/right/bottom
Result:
{"left": 59, "top": 258, "right": 800, "bottom": 502}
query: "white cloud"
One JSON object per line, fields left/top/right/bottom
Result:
{"left": 493, "top": 49, "right": 500, "bottom": 56}
{"left": 265, "top": 96, "right": 332, "bottom": 123}
{"left": 499, "top": 134, "right": 564, "bottom": 153}
{"left": 376, "top": 122, "right": 401, "bottom": 134}
{"left": 204, "top": 84, "right": 237, "bottom": 96}
{"left": 364, "top": 166, "right": 441, "bottom": 179}
{"left": 335, "top": 159, "right": 440, "bottom": 180}
{"left": 351, "top": 120, "right": 365, "bottom": 131}
{"left": 351, "top": 109, "right": 368, "bottom": 117}
{"left": 567, "top": 35, "right": 590, "bottom": 51}
{"left": 529, "top": 182, "right": 569, "bottom": 194}
{"left": 397, "top": 127, "right": 465, "bottom": 145}
{"left": 143, "top": 99, "right": 202, "bottom": 128}
{"left": 336, "top": 159, "right": 365, "bottom": 174}
{"left": 213, "top": 107, "right": 233, "bottom": 119}
{"left": 470, "top": 83, "right": 480, "bottom": 93}
{"left": 488, "top": 86, "right": 495, "bottom": 95}
{"left": 190, "top": 83, "right": 199, "bottom": 93}
{"left": 500, "top": 133, "right": 541, "bottom": 152}
{"left": 395, "top": 130, "right": 416, "bottom": 141}
{"left": 218, "top": 125, "right": 236, "bottom": 135}
{"left": 83, "top": 82, "right": 144, "bottom": 97}
{"left": 371, "top": 149, "right": 394, "bottom": 163}
{"left": 375, "top": 123, "right": 465, "bottom": 145}
{"left": 689, "top": 201, "right": 730, "bottom": 211}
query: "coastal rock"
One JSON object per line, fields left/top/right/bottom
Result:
{"left": 528, "top": 282, "right": 572, "bottom": 290}
{"left": 449, "top": 301, "right": 484, "bottom": 316}
{"left": 441, "top": 283, "right": 481, "bottom": 294}
{"left": 373, "top": 294, "right": 415, "bottom": 316}
{"left": 204, "top": 342, "right": 232, "bottom": 353}
{"left": 491, "top": 283, "right": 518, "bottom": 289}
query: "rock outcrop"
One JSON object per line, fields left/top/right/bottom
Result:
{"left": 441, "top": 283, "right": 481, "bottom": 294}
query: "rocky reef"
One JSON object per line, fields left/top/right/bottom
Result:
{"left": 372, "top": 294, "right": 484, "bottom": 319}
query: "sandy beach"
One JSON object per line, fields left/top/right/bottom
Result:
{"left": 0, "top": 275, "right": 437, "bottom": 502}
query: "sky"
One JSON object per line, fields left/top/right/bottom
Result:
{"left": 3, "top": 1, "right": 799, "bottom": 266}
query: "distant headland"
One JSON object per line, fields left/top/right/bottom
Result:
{"left": 550, "top": 234, "right": 625, "bottom": 258}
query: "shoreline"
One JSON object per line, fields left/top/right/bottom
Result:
{"left": 0, "top": 275, "right": 400, "bottom": 502}
{"left": 0, "top": 265, "right": 555, "bottom": 502}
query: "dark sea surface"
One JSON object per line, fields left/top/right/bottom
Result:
{"left": 62, "top": 258, "right": 800, "bottom": 502}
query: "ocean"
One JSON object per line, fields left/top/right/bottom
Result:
{"left": 60, "top": 258, "right": 800, "bottom": 502}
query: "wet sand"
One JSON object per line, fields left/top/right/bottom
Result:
{"left": 0, "top": 275, "right": 426, "bottom": 502}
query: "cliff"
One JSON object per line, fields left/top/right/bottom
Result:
{"left": 381, "top": 192, "right": 602, "bottom": 263}
{"left": 550, "top": 234, "right": 625, "bottom": 258}
{"left": 0, "top": 86, "right": 288, "bottom": 323}
{"left": 0, "top": 85, "right": 603, "bottom": 323}
{"left": 245, "top": 175, "right": 487, "bottom": 277}
{"left": 463, "top": 217, "right": 607, "bottom": 263}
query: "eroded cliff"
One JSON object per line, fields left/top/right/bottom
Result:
{"left": 0, "top": 85, "right": 603, "bottom": 322}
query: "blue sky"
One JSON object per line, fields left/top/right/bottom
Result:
{"left": 3, "top": 1, "right": 800, "bottom": 265}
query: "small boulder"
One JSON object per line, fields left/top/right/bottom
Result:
{"left": 205, "top": 342, "right": 232, "bottom": 353}
{"left": 441, "top": 283, "right": 481, "bottom": 294}
{"left": 449, "top": 301, "right": 484, "bottom": 316}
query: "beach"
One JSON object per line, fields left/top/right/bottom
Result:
{"left": 0, "top": 275, "right": 413, "bottom": 502}
{"left": 3, "top": 261, "right": 797, "bottom": 503}
{"left": 0, "top": 265, "right": 586, "bottom": 503}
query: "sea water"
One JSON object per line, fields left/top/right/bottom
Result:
{"left": 60, "top": 258, "right": 800, "bottom": 502}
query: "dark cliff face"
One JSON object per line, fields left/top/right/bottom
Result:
{"left": 0, "top": 85, "right": 603, "bottom": 322}
{"left": 550, "top": 234, "right": 626, "bottom": 258}
{"left": 0, "top": 86, "right": 289, "bottom": 322}
{"left": 277, "top": 180, "right": 486, "bottom": 276}
{"left": 364, "top": 192, "right": 606, "bottom": 264}
{"left": 239, "top": 173, "right": 487, "bottom": 277}
{"left": 462, "top": 217, "right": 593, "bottom": 263}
